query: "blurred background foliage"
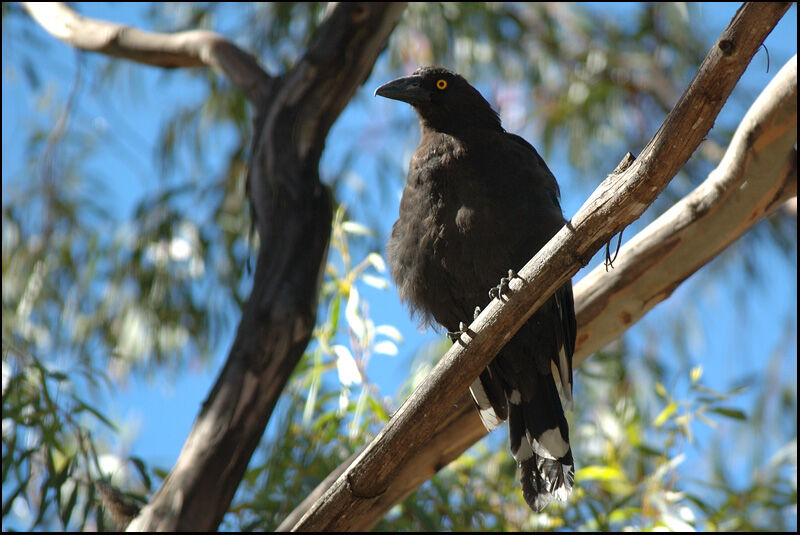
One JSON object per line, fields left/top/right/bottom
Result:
{"left": 2, "top": 2, "right": 796, "bottom": 531}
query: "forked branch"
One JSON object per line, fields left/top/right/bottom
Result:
{"left": 22, "top": 2, "right": 272, "bottom": 103}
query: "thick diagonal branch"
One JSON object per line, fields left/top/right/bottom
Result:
{"left": 22, "top": 1, "right": 272, "bottom": 104}
{"left": 284, "top": 3, "right": 792, "bottom": 531}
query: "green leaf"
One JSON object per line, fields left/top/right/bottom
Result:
{"left": 709, "top": 407, "right": 747, "bottom": 421}
{"left": 328, "top": 295, "right": 341, "bottom": 332}
{"left": 341, "top": 221, "right": 374, "bottom": 236}
{"left": 635, "top": 444, "right": 663, "bottom": 458}
{"left": 576, "top": 465, "right": 626, "bottom": 482}
{"left": 49, "top": 455, "right": 72, "bottom": 490}
{"left": 690, "top": 365, "right": 703, "bottom": 384}
{"left": 129, "top": 456, "right": 152, "bottom": 491}
{"left": 48, "top": 371, "right": 69, "bottom": 383}
{"left": 654, "top": 401, "right": 678, "bottom": 427}
{"left": 59, "top": 482, "right": 78, "bottom": 528}
{"left": 152, "top": 467, "right": 170, "bottom": 481}
{"left": 403, "top": 498, "right": 439, "bottom": 531}
{"left": 70, "top": 395, "right": 116, "bottom": 430}
{"left": 365, "top": 394, "right": 389, "bottom": 423}
{"left": 608, "top": 506, "right": 641, "bottom": 524}
{"left": 2, "top": 481, "right": 29, "bottom": 518}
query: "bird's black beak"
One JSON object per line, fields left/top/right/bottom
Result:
{"left": 374, "top": 74, "right": 430, "bottom": 105}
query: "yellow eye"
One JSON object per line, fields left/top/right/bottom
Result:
{"left": 436, "top": 79, "right": 447, "bottom": 90}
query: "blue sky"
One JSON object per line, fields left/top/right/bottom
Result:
{"left": 2, "top": 1, "right": 796, "bottom": 526}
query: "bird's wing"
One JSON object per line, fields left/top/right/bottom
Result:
{"left": 504, "top": 132, "right": 563, "bottom": 210}
{"left": 554, "top": 282, "right": 576, "bottom": 408}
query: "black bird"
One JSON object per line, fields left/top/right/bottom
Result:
{"left": 375, "top": 67, "right": 576, "bottom": 511}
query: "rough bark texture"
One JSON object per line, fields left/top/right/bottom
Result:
{"left": 284, "top": 4, "right": 793, "bottom": 531}
{"left": 126, "top": 5, "right": 407, "bottom": 530}
{"left": 23, "top": 1, "right": 407, "bottom": 531}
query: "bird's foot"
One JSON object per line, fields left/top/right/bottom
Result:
{"left": 447, "top": 321, "right": 469, "bottom": 343}
{"left": 447, "top": 308, "right": 481, "bottom": 344}
{"left": 489, "top": 269, "right": 520, "bottom": 300}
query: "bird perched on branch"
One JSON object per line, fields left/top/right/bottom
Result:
{"left": 375, "top": 66, "right": 576, "bottom": 511}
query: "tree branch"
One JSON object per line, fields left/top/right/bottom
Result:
{"left": 282, "top": 48, "right": 797, "bottom": 535}
{"left": 24, "top": 1, "right": 409, "bottom": 530}
{"left": 573, "top": 54, "right": 797, "bottom": 363}
{"left": 21, "top": 1, "right": 273, "bottom": 104}
{"left": 121, "top": 4, "right": 407, "bottom": 531}
{"left": 283, "top": 3, "right": 792, "bottom": 531}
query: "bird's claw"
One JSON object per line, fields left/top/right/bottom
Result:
{"left": 448, "top": 306, "right": 482, "bottom": 343}
{"left": 447, "top": 321, "right": 469, "bottom": 343}
{"left": 489, "top": 269, "right": 519, "bottom": 300}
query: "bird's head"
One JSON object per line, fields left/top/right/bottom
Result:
{"left": 374, "top": 66, "right": 501, "bottom": 133}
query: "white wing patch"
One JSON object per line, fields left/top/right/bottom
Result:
{"left": 479, "top": 407, "right": 503, "bottom": 431}
{"left": 512, "top": 434, "right": 534, "bottom": 462}
{"left": 528, "top": 427, "right": 570, "bottom": 460}
{"left": 557, "top": 344, "right": 573, "bottom": 411}
{"left": 555, "top": 295, "right": 573, "bottom": 411}
{"left": 469, "top": 378, "right": 502, "bottom": 431}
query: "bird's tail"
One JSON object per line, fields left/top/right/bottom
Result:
{"left": 508, "top": 372, "right": 574, "bottom": 511}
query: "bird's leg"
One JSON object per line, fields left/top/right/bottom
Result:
{"left": 447, "top": 322, "right": 469, "bottom": 343}
{"left": 489, "top": 269, "right": 521, "bottom": 301}
{"left": 446, "top": 307, "right": 482, "bottom": 343}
